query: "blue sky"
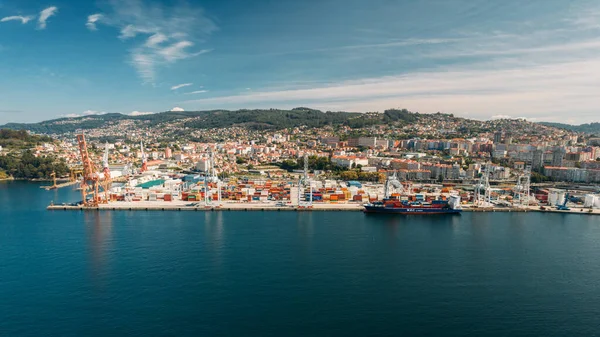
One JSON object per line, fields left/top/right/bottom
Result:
{"left": 1, "top": 0, "right": 600, "bottom": 124}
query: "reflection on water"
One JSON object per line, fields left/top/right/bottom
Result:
{"left": 296, "top": 211, "right": 314, "bottom": 238}
{"left": 204, "top": 211, "right": 225, "bottom": 268}
{"left": 85, "top": 211, "right": 113, "bottom": 288}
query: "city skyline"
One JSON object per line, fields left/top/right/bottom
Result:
{"left": 1, "top": 0, "right": 600, "bottom": 124}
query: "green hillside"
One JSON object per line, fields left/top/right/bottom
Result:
{"left": 0, "top": 108, "right": 420, "bottom": 134}
{"left": 539, "top": 122, "right": 600, "bottom": 135}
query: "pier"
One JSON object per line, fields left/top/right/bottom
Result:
{"left": 40, "top": 180, "right": 79, "bottom": 191}
{"left": 47, "top": 202, "right": 600, "bottom": 215}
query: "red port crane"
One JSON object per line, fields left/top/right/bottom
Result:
{"left": 77, "top": 133, "right": 100, "bottom": 206}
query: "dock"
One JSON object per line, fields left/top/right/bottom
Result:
{"left": 46, "top": 202, "right": 600, "bottom": 215}
{"left": 40, "top": 180, "right": 79, "bottom": 191}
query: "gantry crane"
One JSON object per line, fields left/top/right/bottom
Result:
{"left": 298, "top": 154, "right": 313, "bottom": 208}
{"left": 140, "top": 141, "right": 148, "bottom": 172}
{"left": 77, "top": 133, "right": 100, "bottom": 206}
{"left": 101, "top": 142, "right": 113, "bottom": 202}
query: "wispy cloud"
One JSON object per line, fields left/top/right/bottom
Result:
{"left": 129, "top": 110, "right": 154, "bottom": 116}
{"left": 146, "top": 33, "right": 168, "bottom": 47}
{"left": 86, "top": 14, "right": 103, "bottom": 31}
{"left": 88, "top": 0, "right": 217, "bottom": 83}
{"left": 181, "top": 4, "right": 600, "bottom": 124}
{"left": 491, "top": 115, "right": 514, "bottom": 120}
{"left": 170, "top": 107, "right": 184, "bottom": 112}
{"left": 62, "top": 110, "right": 106, "bottom": 118}
{"left": 1, "top": 15, "right": 33, "bottom": 24}
{"left": 185, "top": 90, "right": 208, "bottom": 94}
{"left": 184, "top": 58, "right": 600, "bottom": 123}
{"left": 37, "top": 6, "right": 57, "bottom": 29}
{"left": 130, "top": 52, "right": 155, "bottom": 83}
{"left": 260, "top": 38, "right": 459, "bottom": 57}
{"left": 171, "top": 83, "right": 192, "bottom": 90}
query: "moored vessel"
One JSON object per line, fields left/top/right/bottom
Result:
{"left": 363, "top": 171, "right": 462, "bottom": 214}
{"left": 364, "top": 195, "right": 462, "bottom": 214}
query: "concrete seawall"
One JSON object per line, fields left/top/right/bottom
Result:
{"left": 46, "top": 204, "right": 600, "bottom": 215}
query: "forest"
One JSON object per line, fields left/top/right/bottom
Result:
{"left": 0, "top": 150, "right": 69, "bottom": 180}
{"left": 1, "top": 108, "right": 423, "bottom": 133}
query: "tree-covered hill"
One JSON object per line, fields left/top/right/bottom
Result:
{"left": 0, "top": 108, "right": 421, "bottom": 134}
{"left": 0, "top": 129, "right": 54, "bottom": 149}
{"left": 538, "top": 122, "right": 600, "bottom": 135}
{"left": 0, "top": 150, "right": 69, "bottom": 180}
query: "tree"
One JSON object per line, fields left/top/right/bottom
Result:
{"left": 531, "top": 172, "right": 551, "bottom": 183}
{"left": 0, "top": 150, "right": 68, "bottom": 179}
{"left": 340, "top": 170, "right": 358, "bottom": 181}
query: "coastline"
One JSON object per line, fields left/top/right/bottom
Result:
{"left": 47, "top": 202, "right": 600, "bottom": 215}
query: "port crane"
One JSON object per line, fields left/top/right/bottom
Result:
{"left": 513, "top": 168, "right": 532, "bottom": 207}
{"left": 77, "top": 133, "right": 101, "bottom": 206}
{"left": 475, "top": 162, "right": 492, "bottom": 206}
{"left": 45, "top": 171, "right": 58, "bottom": 190}
{"left": 298, "top": 153, "right": 313, "bottom": 208}
{"left": 383, "top": 171, "right": 405, "bottom": 198}
{"left": 101, "top": 142, "right": 113, "bottom": 202}
{"left": 204, "top": 149, "right": 222, "bottom": 207}
{"left": 556, "top": 192, "right": 571, "bottom": 211}
{"left": 140, "top": 141, "right": 148, "bottom": 172}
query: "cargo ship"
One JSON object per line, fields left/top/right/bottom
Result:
{"left": 363, "top": 195, "right": 462, "bottom": 214}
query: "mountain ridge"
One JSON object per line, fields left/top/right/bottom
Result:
{"left": 2, "top": 107, "right": 594, "bottom": 135}
{"left": 0, "top": 108, "right": 417, "bottom": 134}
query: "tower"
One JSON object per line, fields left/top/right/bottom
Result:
{"left": 493, "top": 132, "right": 502, "bottom": 144}
{"left": 532, "top": 149, "right": 544, "bottom": 171}
{"left": 552, "top": 148, "right": 565, "bottom": 167}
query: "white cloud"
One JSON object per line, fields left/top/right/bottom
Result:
{"left": 183, "top": 59, "right": 600, "bottom": 123}
{"left": 146, "top": 33, "right": 168, "bottom": 47}
{"left": 491, "top": 115, "right": 513, "bottom": 120}
{"left": 119, "top": 24, "right": 154, "bottom": 40}
{"left": 157, "top": 40, "right": 192, "bottom": 61}
{"left": 170, "top": 83, "right": 192, "bottom": 90}
{"left": 180, "top": 11, "right": 600, "bottom": 124}
{"left": 129, "top": 110, "right": 154, "bottom": 116}
{"left": 62, "top": 110, "right": 106, "bottom": 118}
{"left": 185, "top": 90, "right": 208, "bottom": 94}
{"left": 130, "top": 51, "right": 155, "bottom": 83}
{"left": 170, "top": 107, "right": 185, "bottom": 112}
{"left": 86, "top": 14, "right": 103, "bottom": 31}
{"left": 90, "top": 0, "right": 217, "bottom": 83}
{"left": 1, "top": 15, "right": 34, "bottom": 24}
{"left": 38, "top": 6, "right": 58, "bottom": 29}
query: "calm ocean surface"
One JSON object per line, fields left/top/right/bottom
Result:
{"left": 1, "top": 181, "right": 599, "bottom": 336}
